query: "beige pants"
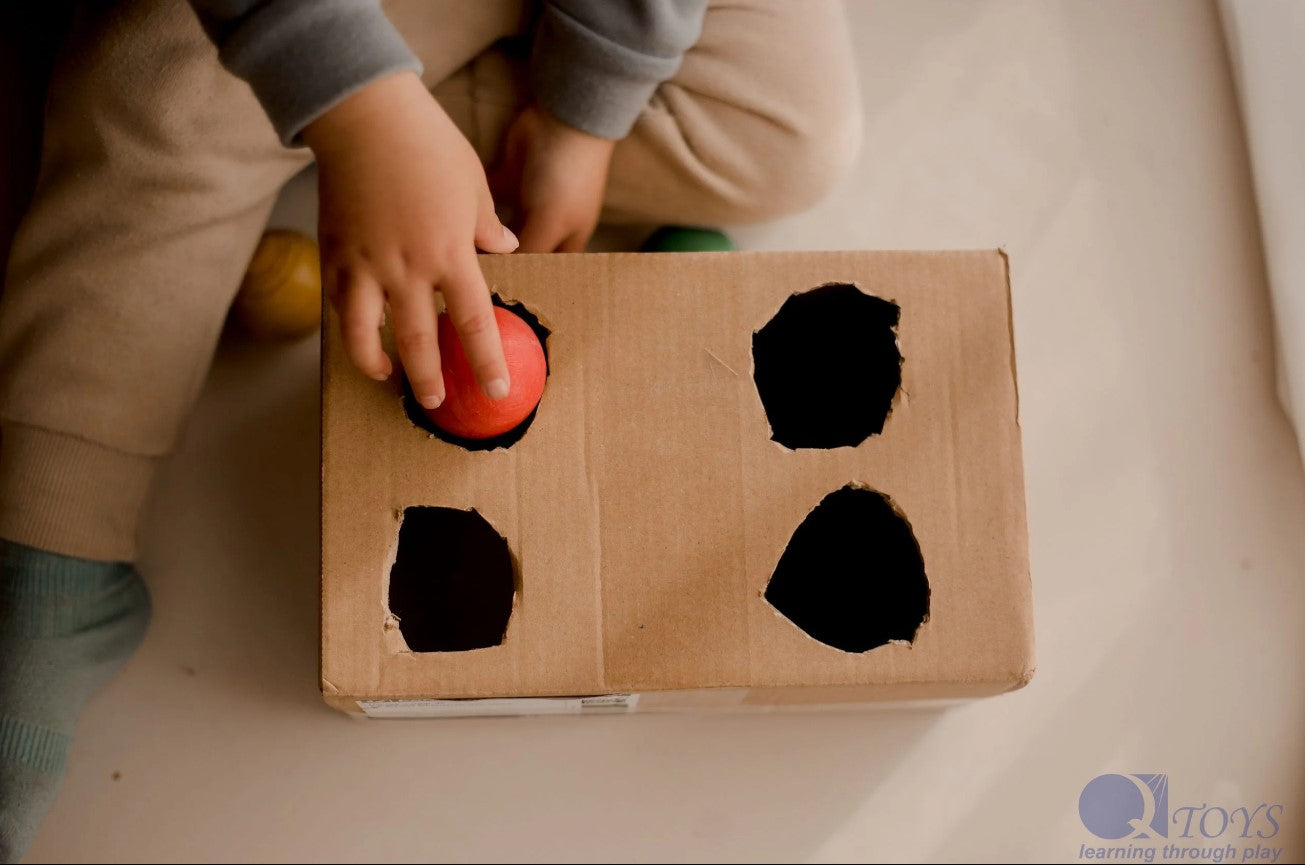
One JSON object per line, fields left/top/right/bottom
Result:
{"left": 0, "top": 0, "right": 860, "bottom": 561}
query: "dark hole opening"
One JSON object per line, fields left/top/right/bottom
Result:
{"left": 402, "top": 296, "right": 551, "bottom": 452}
{"left": 764, "top": 485, "right": 929, "bottom": 653}
{"left": 388, "top": 506, "right": 516, "bottom": 652}
{"left": 752, "top": 283, "right": 902, "bottom": 450}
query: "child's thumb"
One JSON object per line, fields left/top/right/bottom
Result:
{"left": 474, "top": 202, "right": 519, "bottom": 254}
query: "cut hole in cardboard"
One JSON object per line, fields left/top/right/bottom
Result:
{"left": 752, "top": 283, "right": 901, "bottom": 449}
{"left": 401, "top": 297, "right": 551, "bottom": 451}
{"left": 765, "top": 485, "right": 929, "bottom": 653}
{"left": 388, "top": 506, "right": 516, "bottom": 652}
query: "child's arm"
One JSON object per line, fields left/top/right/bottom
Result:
{"left": 187, "top": 1, "right": 515, "bottom": 405}
{"left": 186, "top": 1, "right": 709, "bottom": 396}
{"left": 302, "top": 74, "right": 517, "bottom": 409}
{"left": 491, "top": 0, "right": 710, "bottom": 252}
{"left": 187, "top": 0, "right": 420, "bottom": 147}
{"left": 532, "top": 1, "right": 709, "bottom": 141}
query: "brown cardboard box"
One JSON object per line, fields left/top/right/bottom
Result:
{"left": 321, "top": 250, "right": 1033, "bottom": 717}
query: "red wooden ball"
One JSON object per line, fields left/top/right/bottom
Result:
{"left": 427, "top": 307, "right": 547, "bottom": 439}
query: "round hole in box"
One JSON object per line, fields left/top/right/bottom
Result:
{"left": 765, "top": 485, "right": 929, "bottom": 653}
{"left": 388, "top": 506, "right": 516, "bottom": 652}
{"left": 752, "top": 283, "right": 901, "bottom": 449}
{"left": 402, "top": 296, "right": 550, "bottom": 451}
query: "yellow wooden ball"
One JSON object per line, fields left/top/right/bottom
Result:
{"left": 235, "top": 229, "right": 322, "bottom": 340}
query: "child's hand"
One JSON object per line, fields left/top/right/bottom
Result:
{"left": 489, "top": 106, "right": 617, "bottom": 253}
{"left": 303, "top": 73, "right": 519, "bottom": 408}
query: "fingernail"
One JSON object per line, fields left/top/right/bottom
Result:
{"left": 420, "top": 393, "right": 443, "bottom": 409}
{"left": 502, "top": 226, "right": 519, "bottom": 250}
{"left": 371, "top": 372, "right": 389, "bottom": 382}
{"left": 486, "top": 378, "right": 510, "bottom": 400}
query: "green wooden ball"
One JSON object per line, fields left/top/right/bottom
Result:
{"left": 640, "top": 226, "right": 734, "bottom": 252}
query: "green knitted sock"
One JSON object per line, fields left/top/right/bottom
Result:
{"left": 0, "top": 541, "right": 150, "bottom": 863}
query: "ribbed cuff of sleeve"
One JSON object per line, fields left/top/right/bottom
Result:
{"left": 216, "top": 0, "right": 423, "bottom": 145}
{"left": 0, "top": 421, "right": 158, "bottom": 562}
{"left": 530, "top": 3, "right": 683, "bottom": 140}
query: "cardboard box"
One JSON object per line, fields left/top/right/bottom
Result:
{"left": 321, "top": 250, "right": 1033, "bottom": 717}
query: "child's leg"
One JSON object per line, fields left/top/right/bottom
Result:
{"left": 416, "top": 0, "right": 860, "bottom": 228}
{"left": 0, "top": 0, "right": 307, "bottom": 856}
{"left": 0, "top": 5, "right": 68, "bottom": 279}
{"left": 0, "top": 0, "right": 310, "bottom": 561}
{"left": 0, "top": 1, "right": 316, "bottom": 562}
{"left": 606, "top": 0, "right": 863, "bottom": 225}
{"left": 0, "top": 543, "right": 150, "bottom": 862}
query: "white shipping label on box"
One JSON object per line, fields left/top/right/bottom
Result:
{"left": 357, "top": 694, "right": 639, "bottom": 719}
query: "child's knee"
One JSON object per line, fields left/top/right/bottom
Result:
{"left": 729, "top": 97, "right": 864, "bottom": 223}
{"left": 655, "top": 77, "right": 863, "bottom": 227}
{"left": 636, "top": 0, "right": 863, "bottom": 226}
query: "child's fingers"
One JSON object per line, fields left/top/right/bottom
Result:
{"left": 474, "top": 187, "right": 520, "bottom": 254}
{"left": 441, "top": 257, "right": 510, "bottom": 400}
{"left": 388, "top": 285, "right": 445, "bottom": 409}
{"left": 339, "top": 272, "right": 392, "bottom": 381}
{"left": 559, "top": 231, "right": 589, "bottom": 253}
{"left": 486, "top": 112, "right": 527, "bottom": 206}
{"left": 322, "top": 261, "right": 341, "bottom": 304}
{"left": 485, "top": 168, "right": 521, "bottom": 230}
{"left": 516, "top": 215, "right": 567, "bottom": 253}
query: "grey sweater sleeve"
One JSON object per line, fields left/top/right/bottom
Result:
{"left": 531, "top": 0, "right": 708, "bottom": 140}
{"left": 188, "top": 0, "right": 422, "bottom": 145}
{"left": 189, "top": 0, "right": 705, "bottom": 146}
